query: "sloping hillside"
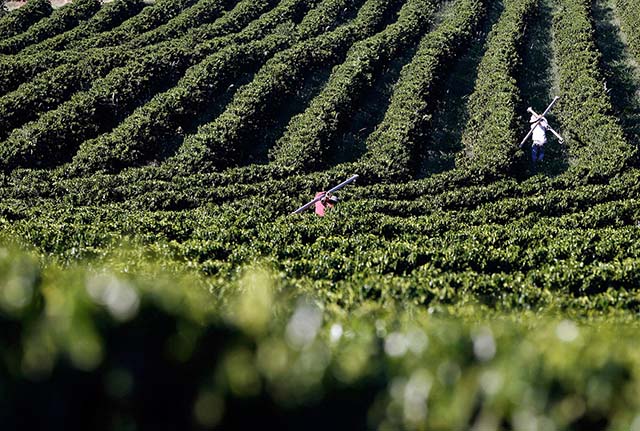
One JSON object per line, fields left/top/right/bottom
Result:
{"left": 2, "top": 0, "right": 640, "bottom": 428}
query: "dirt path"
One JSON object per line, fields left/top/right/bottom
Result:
{"left": 416, "top": 0, "right": 504, "bottom": 178}
{"left": 518, "top": 0, "right": 569, "bottom": 177}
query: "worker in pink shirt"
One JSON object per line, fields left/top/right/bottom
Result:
{"left": 314, "top": 192, "right": 338, "bottom": 216}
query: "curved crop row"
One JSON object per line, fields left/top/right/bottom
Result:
{"left": 3, "top": 180, "right": 640, "bottom": 296}
{"left": 0, "top": 0, "right": 101, "bottom": 55}
{"left": 263, "top": 219, "right": 640, "bottom": 282}
{"left": 106, "top": 163, "right": 622, "bottom": 216}
{"left": 0, "top": 142, "right": 588, "bottom": 210}
{"left": 269, "top": 0, "right": 440, "bottom": 172}
{"left": 0, "top": 0, "right": 318, "bottom": 172}
{"left": 614, "top": 0, "right": 640, "bottom": 64}
{"left": 7, "top": 161, "right": 623, "bottom": 218}
{"left": 132, "top": 165, "right": 633, "bottom": 216}
{"left": 351, "top": 177, "right": 639, "bottom": 227}
{"left": 553, "top": 0, "right": 635, "bottom": 180}
{"left": 0, "top": 0, "right": 52, "bottom": 40}
{"left": 0, "top": 0, "right": 248, "bottom": 140}
{"left": 0, "top": 0, "right": 271, "bottom": 97}
{"left": 3, "top": 165, "right": 640, "bottom": 263}
{"left": 173, "top": 0, "right": 404, "bottom": 173}
{"left": 0, "top": 179, "right": 636, "bottom": 319}
{"left": 358, "top": 0, "right": 486, "bottom": 182}
{"left": 120, "top": 0, "right": 234, "bottom": 49}
{"left": 0, "top": 172, "right": 618, "bottom": 240}
{"left": 293, "top": 0, "right": 364, "bottom": 40}
{"left": 69, "top": 0, "right": 362, "bottom": 174}
{"left": 108, "top": 158, "right": 638, "bottom": 216}
{"left": 0, "top": 0, "right": 249, "bottom": 138}
{"left": 0, "top": 48, "right": 136, "bottom": 141}
{"left": 458, "top": 0, "right": 537, "bottom": 180}
{"left": 66, "top": 0, "right": 198, "bottom": 50}
{"left": 8, "top": 216, "right": 637, "bottom": 306}
{"left": 20, "top": 0, "right": 146, "bottom": 54}
{"left": 6, "top": 196, "right": 637, "bottom": 271}
{"left": 129, "top": 0, "right": 281, "bottom": 51}
{"left": 0, "top": 45, "right": 86, "bottom": 98}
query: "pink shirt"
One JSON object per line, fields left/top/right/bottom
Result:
{"left": 315, "top": 192, "right": 330, "bottom": 216}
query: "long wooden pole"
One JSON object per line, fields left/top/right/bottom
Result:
{"left": 291, "top": 175, "right": 359, "bottom": 215}
{"left": 518, "top": 96, "right": 560, "bottom": 148}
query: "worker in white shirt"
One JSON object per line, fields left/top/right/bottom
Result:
{"left": 530, "top": 113, "right": 549, "bottom": 164}
{"left": 529, "top": 112, "right": 564, "bottom": 166}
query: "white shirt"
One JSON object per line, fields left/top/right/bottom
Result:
{"left": 531, "top": 118, "right": 548, "bottom": 144}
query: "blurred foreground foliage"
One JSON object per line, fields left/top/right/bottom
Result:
{"left": 0, "top": 244, "right": 639, "bottom": 430}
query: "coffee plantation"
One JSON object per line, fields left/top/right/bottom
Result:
{"left": 2, "top": 0, "right": 640, "bottom": 429}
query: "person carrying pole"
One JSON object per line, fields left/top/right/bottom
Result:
{"left": 528, "top": 109, "right": 564, "bottom": 166}
{"left": 314, "top": 192, "right": 339, "bottom": 216}
{"left": 529, "top": 112, "right": 549, "bottom": 164}
{"left": 290, "top": 175, "right": 359, "bottom": 216}
{"left": 519, "top": 97, "right": 564, "bottom": 168}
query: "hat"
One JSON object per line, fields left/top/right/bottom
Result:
{"left": 328, "top": 195, "right": 339, "bottom": 204}
{"left": 530, "top": 114, "right": 540, "bottom": 123}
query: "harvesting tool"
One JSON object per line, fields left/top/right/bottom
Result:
{"left": 291, "top": 174, "right": 359, "bottom": 215}
{"left": 519, "top": 96, "right": 564, "bottom": 148}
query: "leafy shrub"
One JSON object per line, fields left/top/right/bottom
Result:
{"left": 0, "top": 0, "right": 52, "bottom": 40}
{"left": 66, "top": 0, "right": 200, "bottom": 50}
{"left": 0, "top": 247, "right": 640, "bottom": 429}
{"left": 458, "top": 0, "right": 536, "bottom": 180}
{"left": 361, "top": 0, "right": 486, "bottom": 182}
{"left": 553, "top": 0, "right": 636, "bottom": 180}
{"left": 20, "top": 0, "right": 145, "bottom": 54}
{"left": 614, "top": 0, "right": 640, "bottom": 64}
{"left": 270, "top": 0, "right": 439, "bottom": 172}
{"left": 174, "top": 0, "right": 402, "bottom": 172}
{"left": 0, "top": 0, "right": 101, "bottom": 55}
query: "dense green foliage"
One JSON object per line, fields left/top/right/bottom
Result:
{"left": 2, "top": 0, "right": 640, "bottom": 428}
{"left": 0, "top": 0, "right": 101, "bottom": 55}
{"left": 20, "top": 0, "right": 145, "bottom": 54}
{"left": 173, "top": 0, "right": 403, "bottom": 172}
{"left": 270, "top": 0, "right": 438, "bottom": 172}
{"left": 553, "top": 0, "right": 635, "bottom": 179}
{"left": 614, "top": 0, "right": 640, "bottom": 64}
{"left": 361, "top": 0, "right": 485, "bottom": 181}
{"left": 459, "top": 0, "right": 536, "bottom": 179}
{"left": 69, "top": 0, "right": 361, "bottom": 173}
{"left": 0, "top": 0, "right": 51, "bottom": 40}
{"left": 2, "top": 247, "right": 640, "bottom": 429}
{"left": 67, "top": 0, "right": 200, "bottom": 50}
